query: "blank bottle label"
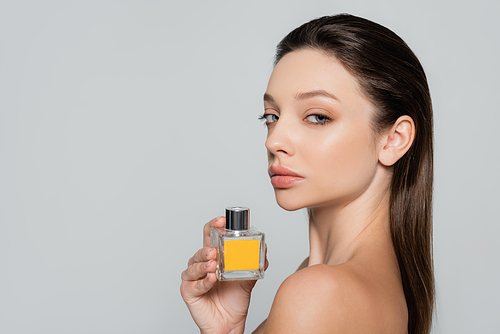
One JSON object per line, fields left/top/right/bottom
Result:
{"left": 224, "top": 239, "right": 260, "bottom": 271}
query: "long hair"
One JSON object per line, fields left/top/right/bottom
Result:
{"left": 275, "top": 14, "right": 434, "bottom": 334}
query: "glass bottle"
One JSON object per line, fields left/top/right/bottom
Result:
{"left": 210, "top": 207, "right": 265, "bottom": 281}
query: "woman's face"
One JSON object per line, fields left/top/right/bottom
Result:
{"left": 263, "top": 49, "right": 383, "bottom": 211}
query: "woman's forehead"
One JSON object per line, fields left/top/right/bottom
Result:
{"left": 267, "top": 50, "right": 362, "bottom": 100}
{"left": 265, "top": 49, "right": 373, "bottom": 114}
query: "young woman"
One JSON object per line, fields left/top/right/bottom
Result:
{"left": 181, "top": 14, "right": 434, "bottom": 334}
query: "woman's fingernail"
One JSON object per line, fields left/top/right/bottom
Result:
{"left": 206, "top": 248, "right": 212, "bottom": 256}
{"left": 205, "top": 260, "right": 212, "bottom": 268}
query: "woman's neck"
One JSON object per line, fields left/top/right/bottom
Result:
{"left": 307, "top": 167, "right": 393, "bottom": 266}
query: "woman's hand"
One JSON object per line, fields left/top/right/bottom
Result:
{"left": 180, "top": 216, "right": 267, "bottom": 334}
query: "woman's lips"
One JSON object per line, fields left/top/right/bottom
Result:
{"left": 268, "top": 165, "right": 305, "bottom": 189}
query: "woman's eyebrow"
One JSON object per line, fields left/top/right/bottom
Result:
{"left": 263, "top": 93, "right": 275, "bottom": 104}
{"left": 295, "top": 90, "right": 339, "bottom": 101}
{"left": 263, "top": 90, "right": 339, "bottom": 104}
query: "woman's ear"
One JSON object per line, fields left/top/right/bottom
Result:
{"left": 378, "top": 115, "right": 415, "bottom": 166}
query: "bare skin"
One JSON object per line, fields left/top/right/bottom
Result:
{"left": 181, "top": 49, "right": 415, "bottom": 333}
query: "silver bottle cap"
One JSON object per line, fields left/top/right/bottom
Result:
{"left": 225, "top": 207, "right": 250, "bottom": 230}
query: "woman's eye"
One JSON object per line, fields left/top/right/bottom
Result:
{"left": 259, "top": 114, "right": 279, "bottom": 124}
{"left": 306, "top": 114, "right": 330, "bottom": 125}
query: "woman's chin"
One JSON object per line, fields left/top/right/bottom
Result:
{"left": 275, "top": 194, "right": 307, "bottom": 212}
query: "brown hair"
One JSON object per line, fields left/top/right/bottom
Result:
{"left": 275, "top": 14, "right": 434, "bottom": 334}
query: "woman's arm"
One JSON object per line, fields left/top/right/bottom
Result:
{"left": 252, "top": 320, "right": 267, "bottom": 334}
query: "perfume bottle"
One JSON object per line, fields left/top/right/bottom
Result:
{"left": 210, "top": 207, "right": 265, "bottom": 281}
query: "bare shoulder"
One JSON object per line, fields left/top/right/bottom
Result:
{"left": 263, "top": 264, "right": 406, "bottom": 333}
{"left": 264, "top": 264, "right": 370, "bottom": 333}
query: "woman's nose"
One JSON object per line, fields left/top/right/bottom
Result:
{"left": 265, "top": 118, "right": 295, "bottom": 157}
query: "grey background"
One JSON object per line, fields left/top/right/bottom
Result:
{"left": 1, "top": 1, "right": 499, "bottom": 333}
